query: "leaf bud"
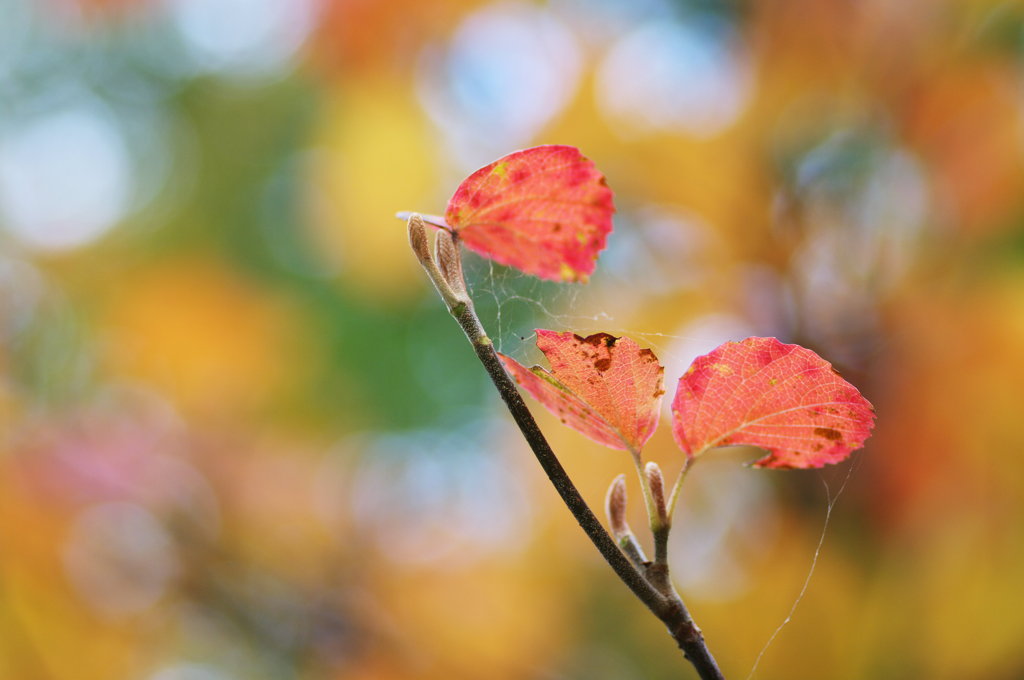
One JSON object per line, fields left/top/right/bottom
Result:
{"left": 605, "top": 473, "right": 629, "bottom": 538}
{"left": 407, "top": 213, "right": 432, "bottom": 267}
{"left": 645, "top": 461, "right": 668, "bottom": 528}
{"left": 435, "top": 228, "right": 467, "bottom": 298}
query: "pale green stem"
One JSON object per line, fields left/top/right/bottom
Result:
{"left": 666, "top": 456, "right": 697, "bottom": 522}
{"left": 631, "top": 452, "right": 663, "bottom": 535}
{"left": 618, "top": 532, "right": 649, "bottom": 568}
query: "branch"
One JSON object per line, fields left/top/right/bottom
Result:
{"left": 407, "top": 216, "right": 725, "bottom": 679}
{"left": 452, "top": 296, "right": 668, "bottom": 610}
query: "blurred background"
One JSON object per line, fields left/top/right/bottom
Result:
{"left": 2, "top": 0, "right": 1024, "bottom": 678}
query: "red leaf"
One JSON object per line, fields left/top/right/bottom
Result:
{"left": 445, "top": 145, "right": 615, "bottom": 283}
{"left": 499, "top": 330, "right": 664, "bottom": 454}
{"left": 671, "top": 337, "right": 875, "bottom": 469}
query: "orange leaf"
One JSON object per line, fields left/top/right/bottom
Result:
{"left": 671, "top": 337, "right": 875, "bottom": 469}
{"left": 499, "top": 330, "right": 664, "bottom": 454}
{"left": 445, "top": 146, "right": 615, "bottom": 282}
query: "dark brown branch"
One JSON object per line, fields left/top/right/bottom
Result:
{"left": 452, "top": 301, "right": 724, "bottom": 680}
{"left": 451, "top": 302, "right": 666, "bottom": 608}
{"left": 408, "top": 217, "right": 724, "bottom": 679}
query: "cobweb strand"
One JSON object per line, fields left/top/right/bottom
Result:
{"left": 744, "top": 458, "right": 860, "bottom": 679}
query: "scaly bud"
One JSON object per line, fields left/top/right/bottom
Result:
{"left": 407, "top": 213, "right": 431, "bottom": 267}
{"left": 435, "top": 228, "right": 467, "bottom": 299}
{"left": 645, "top": 461, "right": 668, "bottom": 528}
{"left": 605, "top": 473, "right": 629, "bottom": 538}
{"left": 605, "top": 474, "right": 648, "bottom": 566}
{"left": 407, "top": 213, "right": 465, "bottom": 310}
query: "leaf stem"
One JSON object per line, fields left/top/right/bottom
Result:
{"left": 632, "top": 454, "right": 662, "bottom": 536}
{"left": 408, "top": 217, "right": 725, "bottom": 679}
{"left": 667, "top": 456, "right": 696, "bottom": 521}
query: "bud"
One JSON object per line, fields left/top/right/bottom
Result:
{"left": 407, "top": 213, "right": 431, "bottom": 267}
{"left": 645, "top": 461, "right": 668, "bottom": 527}
{"left": 605, "top": 473, "right": 629, "bottom": 538}
{"left": 435, "top": 229, "right": 467, "bottom": 298}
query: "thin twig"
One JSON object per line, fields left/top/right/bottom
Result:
{"left": 667, "top": 457, "right": 695, "bottom": 520}
{"left": 407, "top": 217, "right": 725, "bottom": 679}
{"left": 455, "top": 300, "right": 723, "bottom": 679}
{"left": 451, "top": 300, "right": 668, "bottom": 610}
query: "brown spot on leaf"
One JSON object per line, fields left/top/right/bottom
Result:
{"left": 814, "top": 427, "right": 842, "bottom": 441}
{"left": 580, "top": 332, "right": 618, "bottom": 348}
{"left": 638, "top": 348, "right": 658, "bottom": 363}
{"left": 594, "top": 357, "right": 612, "bottom": 372}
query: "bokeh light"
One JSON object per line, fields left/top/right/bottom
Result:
{"left": 168, "top": 0, "right": 317, "bottom": 79}
{"left": 596, "top": 17, "right": 754, "bottom": 138}
{"left": 0, "top": 103, "right": 132, "bottom": 251}
{"left": 417, "top": 1, "right": 582, "bottom": 167}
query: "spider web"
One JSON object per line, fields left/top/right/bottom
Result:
{"left": 466, "top": 258, "right": 607, "bottom": 356}
{"left": 466, "top": 258, "right": 707, "bottom": 365}
{"left": 744, "top": 457, "right": 860, "bottom": 679}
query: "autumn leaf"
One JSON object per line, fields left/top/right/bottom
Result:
{"left": 444, "top": 145, "right": 615, "bottom": 282}
{"left": 671, "top": 337, "right": 875, "bottom": 469}
{"left": 499, "top": 330, "right": 664, "bottom": 455}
